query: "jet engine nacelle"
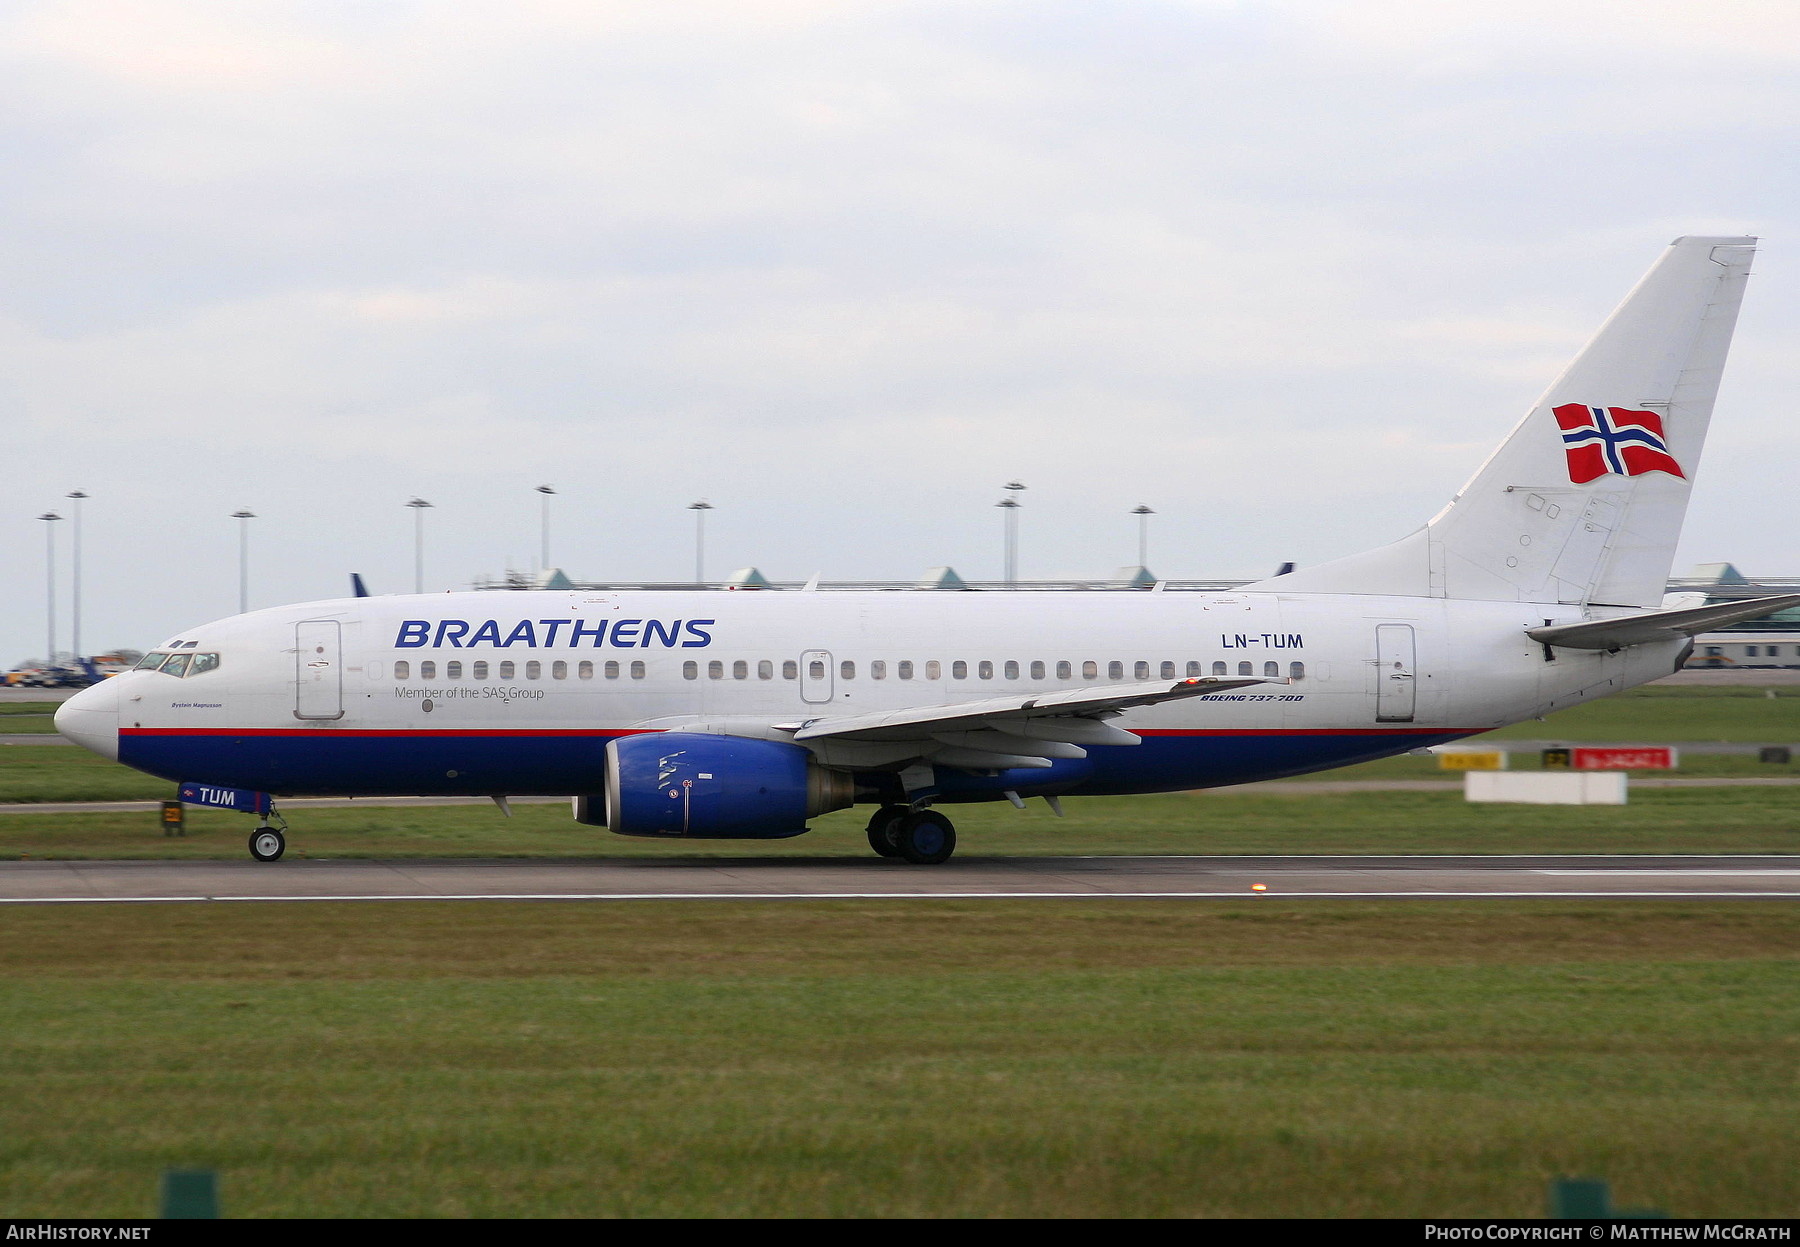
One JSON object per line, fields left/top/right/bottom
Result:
{"left": 602, "top": 732, "right": 854, "bottom": 839}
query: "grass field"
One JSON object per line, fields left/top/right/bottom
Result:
{"left": 0, "top": 900, "right": 1793, "bottom": 1218}
{"left": 0, "top": 703, "right": 59, "bottom": 733}
{"left": 0, "top": 783, "right": 1796, "bottom": 858}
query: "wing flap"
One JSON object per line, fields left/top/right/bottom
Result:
{"left": 1527, "top": 593, "right": 1800, "bottom": 650}
{"left": 783, "top": 676, "right": 1280, "bottom": 744}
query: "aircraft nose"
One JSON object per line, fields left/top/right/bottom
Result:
{"left": 55, "top": 678, "right": 121, "bottom": 761}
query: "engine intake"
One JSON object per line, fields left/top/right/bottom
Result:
{"left": 603, "top": 732, "right": 854, "bottom": 838}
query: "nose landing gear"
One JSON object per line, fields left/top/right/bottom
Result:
{"left": 248, "top": 808, "right": 290, "bottom": 862}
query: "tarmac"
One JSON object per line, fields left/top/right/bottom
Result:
{"left": 2, "top": 854, "right": 1798, "bottom": 904}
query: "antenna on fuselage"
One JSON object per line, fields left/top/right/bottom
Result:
{"left": 350, "top": 573, "right": 370, "bottom": 598}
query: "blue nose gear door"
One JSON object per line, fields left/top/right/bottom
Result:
{"left": 295, "top": 619, "right": 345, "bottom": 721}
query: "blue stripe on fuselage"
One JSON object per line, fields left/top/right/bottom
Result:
{"left": 119, "top": 728, "right": 1477, "bottom": 799}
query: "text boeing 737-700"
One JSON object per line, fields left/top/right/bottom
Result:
{"left": 56, "top": 235, "right": 1800, "bottom": 864}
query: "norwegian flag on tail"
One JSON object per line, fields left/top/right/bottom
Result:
{"left": 1552, "top": 403, "right": 1686, "bottom": 485}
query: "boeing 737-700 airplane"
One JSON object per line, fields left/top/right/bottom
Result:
{"left": 56, "top": 235, "right": 1800, "bottom": 864}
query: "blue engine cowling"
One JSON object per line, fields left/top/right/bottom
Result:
{"left": 603, "top": 732, "right": 854, "bottom": 838}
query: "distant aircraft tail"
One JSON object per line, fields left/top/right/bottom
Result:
{"left": 1248, "top": 236, "right": 1756, "bottom": 608}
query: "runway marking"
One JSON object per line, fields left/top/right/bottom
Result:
{"left": 2, "top": 890, "right": 1798, "bottom": 906}
{"left": 1535, "top": 869, "right": 1800, "bottom": 876}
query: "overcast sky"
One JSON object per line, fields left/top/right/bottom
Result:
{"left": 5, "top": 0, "right": 1798, "bottom": 662}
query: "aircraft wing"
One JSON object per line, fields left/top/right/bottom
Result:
{"left": 773, "top": 675, "right": 1285, "bottom": 771}
{"left": 1527, "top": 593, "right": 1800, "bottom": 651}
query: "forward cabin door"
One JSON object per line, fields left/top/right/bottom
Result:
{"left": 800, "top": 650, "right": 834, "bottom": 704}
{"left": 1374, "top": 624, "right": 1416, "bottom": 723}
{"left": 295, "top": 619, "right": 345, "bottom": 721}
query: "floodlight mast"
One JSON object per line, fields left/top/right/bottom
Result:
{"left": 231, "top": 510, "right": 256, "bottom": 614}
{"left": 688, "top": 500, "right": 714, "bottom": 585}
{"left": 406, "top": 498, "right": 433, "bottom": 594}
{"left": 996, "top": 481, "right": 1026, "bottom": 587}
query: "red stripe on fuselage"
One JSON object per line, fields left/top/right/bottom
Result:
{"left": 120, "top": 726, "right": 1482, "bottom": 739}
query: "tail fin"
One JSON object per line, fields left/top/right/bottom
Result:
{"left": 1248, "top": 236, "right": 1756, "bottom": 607}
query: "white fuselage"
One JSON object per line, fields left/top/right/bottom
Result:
{"left": 58, "top": 588, "right": 1684, "bottom": 803}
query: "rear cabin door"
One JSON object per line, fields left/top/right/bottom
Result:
{"left": 1374, "top": 624, "right": 1416, "bottom": 723}
{"left": 295, "top": 620, "right": 345, "bottom": 721}
{"left": 800, "top": 650, "right": 834, "bottom": 704}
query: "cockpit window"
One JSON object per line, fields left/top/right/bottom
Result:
{"left": 137, "top": 651, "right": 219, "bottom": 677}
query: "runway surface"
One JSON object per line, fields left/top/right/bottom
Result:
{"left": 3, "top": 854, "right": 1799, "bottom": 904}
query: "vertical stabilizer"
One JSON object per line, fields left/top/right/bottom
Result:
{"left": 1250, "top": 236, "right": 1755, "bottom": 607}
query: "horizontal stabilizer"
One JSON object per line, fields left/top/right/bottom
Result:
{"left": 1527, "top": 593, "right": 1800, "bottom": 650}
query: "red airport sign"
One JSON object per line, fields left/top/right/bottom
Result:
{"left": 1570, "top": 746, "right": 1677, "bottom": 770}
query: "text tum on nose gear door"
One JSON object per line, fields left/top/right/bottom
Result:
{"left": 1374, "top": 623, "right": 1416, "bottom": 723}
{"left": 800, "top": 650, "right": 834, "bottom": 704}
{"left": 295, "top": 620, "right": 345, "bottom": 721}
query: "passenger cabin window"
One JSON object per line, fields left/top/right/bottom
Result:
{"left": 1082, "top": 661, "right": 1097, "bottom": 679}
{"left": 1289, "top": 662, "right": 1305, "bottom": 680}
{"left": 605, "top": 661, "right": 620, "bottom": 679}
{"left": 526, "top": 661, "right": 541, "bottom": 680}
{"left": 710, "top": 661, "right": 725, "bottom": 679}
{"left": 473, "top": 660, "right": 489, "bottom": 680}
{"left": 1004, "top": 660, "right": 1019, "bottom": 680}
{"left": 579, "top": 661, "right": 593, "bottom": 680}
{"left": 1108, "top": 661, "right": 1124, "bottom": 680}
{"left": 1160, "top": 661, "right": 1175, "bottom": 680}
{"left": 446, "top": 661, "right": 463, "bottom": 679}
{"left": 394, "top": 660, "right": 410, "bottom": 679}
{"left": 926, "top": 661, "right": 941, "bottom": 680}
{"left": 1238, "top": 661, "right": 1252, "bottom": 676}
{"left": 951, "top": 660, "right": 968, "bottom": 679}
{"left": 630, "top": 661, "right": 646, "bottom": 679}
{"left": 759, "top": 660, "right": 774, "bottom": 680}
{"left": 898, "top": 660, "right": 914, "bottom": 680}
{"left": 1030, "top": 661, "right": 1045, "bottom": 680}
{"left": 977, "top": 661, "right": 993, "bottom": 680}
{"left": 420, "top": 661, "right": 436, "bottom": 680}
{"left": 840, "top": 660, "right": 854, "bottom": 680}
{"left": 1057, "top": 661, "right": 1072, "bottom": 680}
{"left": 1264, "top": 661, "right": 1279, "bottom": 677}
{"left": 734, "top": 660, "right": 749, "bottom": 680}
{"left": 1134, "top": 661, "right": 1150, "bottom": 680}
{"left": 683, "top": 661, "right": 699, "bottom": 680}
{"left": 1187, "top": 661, "right": 1202, "bottom": 677}
{"left": 500, "top": 661, "right": 516, "bottom": 680}
{"left": 808, "top": 660, "right": 825, "bottom": 680}
{"left": 553, "top": 660, "right": 568, "bottom": 680}
{"left": 870, "top": 661, "right": 886, "bottom": 680}
{"left": 1213, "top": 662, "right": 1227, "bottom": 677}
{"left": 783, "top": 660, "right": 798, "bottom": 679}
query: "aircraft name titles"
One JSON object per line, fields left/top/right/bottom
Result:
{"left": 395, "top": 618, "right": 715, "bottom": 649}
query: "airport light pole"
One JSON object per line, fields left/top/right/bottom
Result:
{"left": 535, "top": 485, "right": 556, "bottom": 572}
{"left": 996, "top": 481, "right": 1026, "bottom": 587}
{"left": 231, "top": 510, "right": 256, "bottom": 614}
{"left": 66, "top": 491, "right": 87, "bottom": 658}
{"left": 1132, "top": 504, "right": 1155, "bottom": 569}
{"left": 688, "top": 500, "right": 713, "bottom": 585}
{"left": 37, "top": 512, "right": 62, "bottom": 664}
{"left": 406, "top": 497, "right": 433, "bottom": 594}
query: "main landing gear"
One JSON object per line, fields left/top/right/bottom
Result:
{"left": 248, "top": 807, "right": 290, "bottom": 862}
{"left": 866, "top": 805, "right": 957, "bottom": 866}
